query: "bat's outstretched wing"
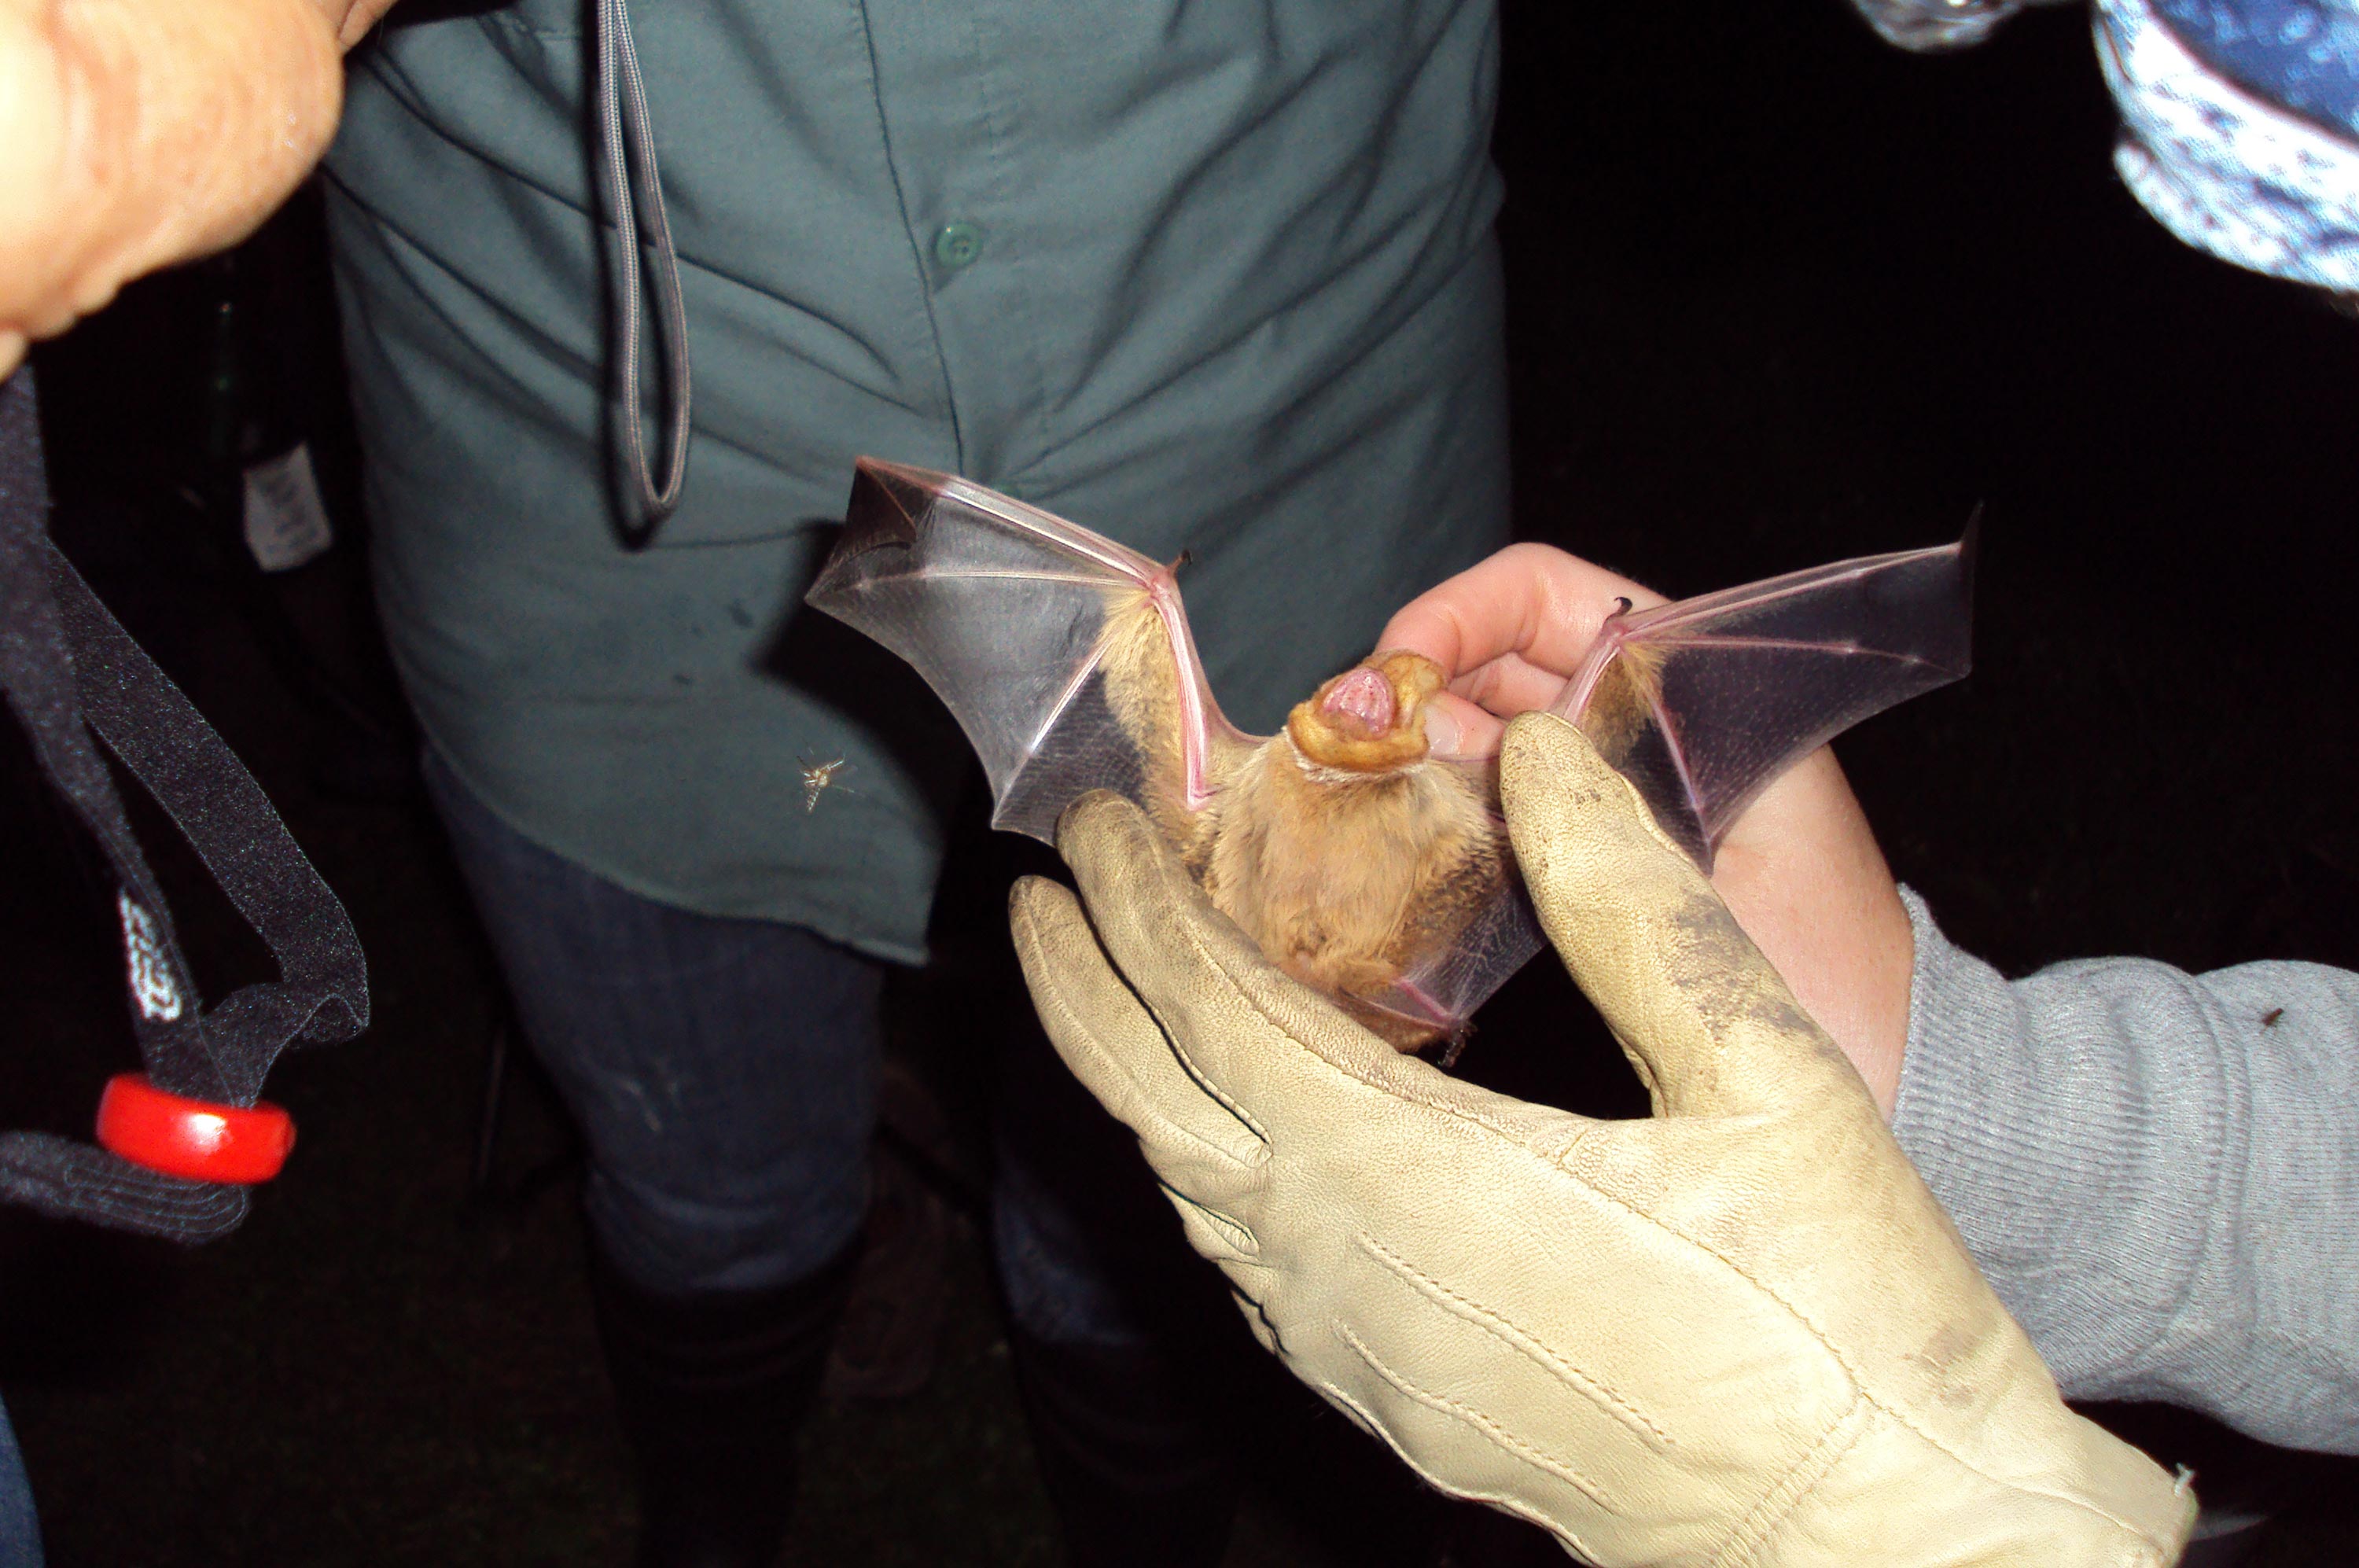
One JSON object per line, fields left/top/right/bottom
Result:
{"left": 1551, "top": 525, "right": 1977, "bottom": 868}
{"left": 806, "top": 458, "right": 1243, "bottom": 842}
{"left": 1395, "top": 528, "right": 1975, "bottom": 1053}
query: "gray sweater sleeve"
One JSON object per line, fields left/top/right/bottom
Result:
{"left": 1891, "top": 889, "right": 2359, "bottom": 1454}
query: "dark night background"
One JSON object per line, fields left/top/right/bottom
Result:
{"left": 4, "top": 1, "right": 2357, "bottom": 1562}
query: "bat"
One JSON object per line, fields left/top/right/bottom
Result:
{"left": 807, "top": 458, "right": 1974, "bottom": 1051}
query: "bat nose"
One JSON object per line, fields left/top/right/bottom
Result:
{"left": 1321, "top": 668, "right": 1397, "bottom": 734}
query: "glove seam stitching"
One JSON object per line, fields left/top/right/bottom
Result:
{"left": 1027, "top": 920, "right": 1264, "bottom": 1172}
{"left": 1356, "top": 1231, "right": 1671, "bottom": 1446}
{"left": 1144, "top": 859, "right": 1286, "bottom": 1147}
{"left": 1172, "top": 1184, "right": 1259, "bottom": 1257}
{"left": 1168, "top": 892, "right": 1542, "bottom": 1143}
{"left": 1332, "top": 1319, "right": 1614, "bottom": 1512}
{"left": 1713, "top": 1391, "right": 1875, "bottom": 1566}
{"left": 1553, "top": 1158, "right": 2175, "bottom": 1550}
{"left": 1311, "top": 1375, "right": 1606, "bottom": 1562}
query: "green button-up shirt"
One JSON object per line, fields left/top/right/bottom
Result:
{"left": 326, "top": 0, "right": 1510, "bottom": 961}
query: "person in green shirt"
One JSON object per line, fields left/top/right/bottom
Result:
{"left": 323, "top": 2, "right": 1511, "bottom": 1560}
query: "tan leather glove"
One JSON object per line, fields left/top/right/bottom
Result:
{"left": 1010, "top": 712, "right": 2195, "bottom": 1566}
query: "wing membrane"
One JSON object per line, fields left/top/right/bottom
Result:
{"left": 806, "top": 458, "right": 1233, "bottom": 842}
{"left": 1552, "top": 528, "right": 1976, "bottom": 867}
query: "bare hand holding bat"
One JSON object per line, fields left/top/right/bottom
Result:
{"left": 1380, "top": 542, "right": 1930, "bottom": 1112}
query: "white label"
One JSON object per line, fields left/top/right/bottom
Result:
{"left": 241, "top": 444, "right": 334, "bottom": 572}
{"left": 118, "top": 893, "right": 184, "bottom": 1022}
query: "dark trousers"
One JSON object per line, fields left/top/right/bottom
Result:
{"left": 426, "top": 743, "right": 1213, "bottom": 1338}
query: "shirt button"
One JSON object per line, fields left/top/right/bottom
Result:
{"left": 933, "top": 221, "right": 984, "bottom": 271}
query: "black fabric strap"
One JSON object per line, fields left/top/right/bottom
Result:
{"left": 0, "top": 367, "right": 368, "bottom": 1243}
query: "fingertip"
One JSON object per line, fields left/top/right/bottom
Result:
{"left": 1054, "top": 788, "right": 1130, "bottom": 839}
{"left": 1421, "top": 693, "right": 1502, "bottom": 760}
{"left": 1008, "top": 873, "right": 1077, "bottom": 931}
{"left": 1054, "top": 790, "right": 1157, "bottom": 870}
{"left": 1499, "top": 712, "right": 1676, "bottom": 877}
{"left": 1500, "top": 709, "right": 1600, "bottom": 790}
{"left": 1051, "top": 791, "right": 1212, "bottom": 958}
{"left": 1007, "top": 877, "right": 1090, "bottom": 988}
{"left": 1419, "top": 701, "right": 1463, "bottom": 759}
{"left": 1375, "top": 602, "right": 1459, "bottom": 669}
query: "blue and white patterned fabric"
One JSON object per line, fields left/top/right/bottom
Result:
{"left": 2099, "top": 0, "right": 2359, "bottom": 289}
{"left": 1857, "top": 0, "right": 2359, "bottom": 291}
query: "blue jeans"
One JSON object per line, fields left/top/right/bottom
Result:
{"left": 426, "top": 749, "right": 881, "bottom": 1295}
{"left": 425, "top": 748, "right": 1158, "bottom": 1343}
{"left": 0, "top": 1394, "right": 40, "bottom": 1568}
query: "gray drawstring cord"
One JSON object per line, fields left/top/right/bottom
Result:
{"left": 595, "top": 0, "right": 693, "bottom": 529}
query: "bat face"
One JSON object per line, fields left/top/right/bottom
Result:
{"left": 1186, "top": 653, "right": 1514, "bottom": 1049}
{"left": 808, "top": 459, "right": 1972, "bottom": 1056}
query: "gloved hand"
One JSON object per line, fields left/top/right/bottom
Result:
{"left": 1009, "top": 712, "right": 2196, "bottom": 1566}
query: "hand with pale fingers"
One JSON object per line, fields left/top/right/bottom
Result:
{"left": 1010, "top": 716, "right": 2194, "bottom": 1566}
{"left": 1384, "top": 542, "right": 1916, "bottom": 1113}
{"left": 1, "top": 0, "right": 399, "bottom": 377}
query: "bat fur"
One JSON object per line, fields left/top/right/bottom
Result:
{"left": 1105, "top": 599, "right": 1502, "bottom": 1048}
